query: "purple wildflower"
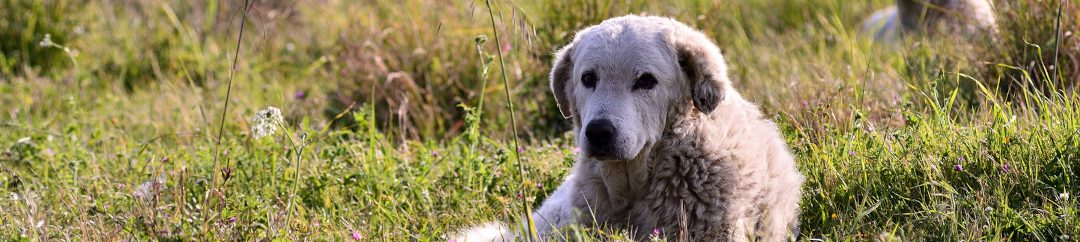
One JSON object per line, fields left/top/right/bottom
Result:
{"left": 954, "top": 164, "right": 963, "bottom": 172}
{"left": 351, "top": 231, "right": 362, "bottom": 240}
{"left": 294, "top": 90, "right": 306, "bottom": 100}
{"left": 1002, "top": 163, "right": 1010, "bottom": 172}
{"left": 517, "top": 146, "right": 525, "bottom": 154}
{"left": 228, "top": 217, "right": 236, "bottom": 223}
{"left": 652, "top": 227, "right": 661, "bottom": 236}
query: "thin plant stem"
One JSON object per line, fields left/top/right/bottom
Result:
{"left": 468, "top": 38, "right": 491, "bottom": 160}
{"left": 203, "top": 0, "right": 251, "bottom": 236}
{"left": 279, "top": 121, "right": 305, "bottom": 238}
{"left": 484, "top": 0, "right": 534, "bottom": 239}
{"left": 1052, "top": 0, "right": 1065, "bottom": 88}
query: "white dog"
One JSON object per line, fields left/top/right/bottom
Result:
{"left": 863, "top": 0, "right": 997, "bottom": 41}
{"left": 456, "top": 15, "right": 804, "bottom": 241}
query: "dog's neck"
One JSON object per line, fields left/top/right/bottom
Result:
{"left": 595, "top": 154, "right": 652, "bottom": 206}
{"left": 593, "top": 100, "right": 709, "bottom": 204}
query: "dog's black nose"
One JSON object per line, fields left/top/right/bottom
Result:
{"left": 585, "top": 119, "right": 616, "bottom": 148}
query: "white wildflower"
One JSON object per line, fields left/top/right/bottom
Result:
{"left": 1060, "top": 192, "right": 1070, "bottom": 201}
{"left": 39, "top": 34, "right": 54, "bottom": 47}
{"left": 251, "top": 106, "right": 284, "bottom": 139}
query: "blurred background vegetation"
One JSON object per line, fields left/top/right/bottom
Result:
{"left": 1, "top": 0, "right": 1076, "bottom": 141}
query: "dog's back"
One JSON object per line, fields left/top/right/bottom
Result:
{"left": 862, "top": 0, "right": 997, "bottom": 42}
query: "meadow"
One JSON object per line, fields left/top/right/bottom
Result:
{"left": 1, "top": 0, "right": 1078, "bottom": 240}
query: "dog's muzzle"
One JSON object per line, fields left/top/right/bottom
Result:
{"left": 584, "top": 119, "right": 620, "bottom": 159}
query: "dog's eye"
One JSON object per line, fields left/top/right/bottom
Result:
{"left": 632, "top": 73, "right": 658, "bottom": 91}
{"left": 581, "top": 71, "right": 597, "bottom": 88}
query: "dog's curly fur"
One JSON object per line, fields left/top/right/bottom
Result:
{"left": 455, "top": 15, "right": 803, "bottom": 241}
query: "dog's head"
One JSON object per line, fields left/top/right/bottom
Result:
{"left": 550, "top": 15, "right": 732, "bottom": 161}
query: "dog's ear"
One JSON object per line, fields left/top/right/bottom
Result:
{"left": 550, "top": 43, "right": 575, "bottom": 119}
{"left": 671, "top": 29, "right": 730, "bottom": 115}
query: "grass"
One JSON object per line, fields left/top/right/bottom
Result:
{"left": 1, "top": 0, "right": 1078, "bottom": 240}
